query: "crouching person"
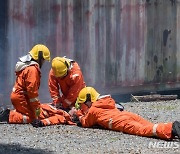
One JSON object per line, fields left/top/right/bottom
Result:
{"left": 0, "top": 44, "right": 75, "bottom": 127}
{"left": 48, "top": 56, "right": 86, "bottom": 111}
{"left": 74, "top": 87, "right": 180, "bottom": 140}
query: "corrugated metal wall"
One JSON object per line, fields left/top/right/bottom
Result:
{"left": 0, "top": 0, "right": 180, "bottom": 104}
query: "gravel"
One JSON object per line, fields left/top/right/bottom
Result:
{"left": 0, "top": 100, "right": 180, "bottom": 154}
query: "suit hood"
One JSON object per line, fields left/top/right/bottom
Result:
{"left": 15, "top": 61, "right": 39, "bottom": 72}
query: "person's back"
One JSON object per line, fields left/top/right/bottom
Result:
{"left": 83, "top": 96, "right": 121, "bottom": 128}
{"left": 11, "top": 59, "right": 41, "bottom": 118}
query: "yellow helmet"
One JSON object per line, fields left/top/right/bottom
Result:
{"left": 76, "top": 87, "right": 100, "bottom": 104}
{"left": 29, "top": 44, "right": 51, "bottom": 61}
{"left": 51, "top": 57, "right": 70, "bottom": 77}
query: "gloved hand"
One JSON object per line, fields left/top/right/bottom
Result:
{"left": 71, "top": 114, "right": 79, "bottom": 122}
{"left": 75, "top": 102, "right": 80, "bottom": 109}
{"left": 68, "top": 107, "right": 77, "bottom": 117}
{"left": 31, "top": 119, "right": 44, "bottom": 128}
{"left": 70, "top": 114, "right": 82, "bottom": 127}
{"left": 35, "top": 108, "right": 41, "bottom": 117}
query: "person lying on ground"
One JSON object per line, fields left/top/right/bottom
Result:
{"left": 0, "top": 103, "right": 76, "bottom": 127}
{"left": 71, "top": 87, "right": 180, "bottom": 140}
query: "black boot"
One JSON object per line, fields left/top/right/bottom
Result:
{"left": 0, "top": 108, "right": 10, "bottom": 122}
{"left": 172, "top": 121, "right": 180, "bottom": 139}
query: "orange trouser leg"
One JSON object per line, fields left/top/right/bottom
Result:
{"left": 115, "top": 111, "right": 172, "bottom": 139}
{"left": 121, "top": 112, "right": 154, "bottom": 137}
{"left": 155, "top": 123, "right": 172, "bottom": 139}
{"left": 9, "top": 110, "right": 32, "bottom": 124}
{"left": 11, "top": 92, "right": 34, "bottom": 119}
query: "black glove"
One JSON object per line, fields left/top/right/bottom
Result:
{"left": 31, "top": 119, "right": 44, "bottom": 128}
{"left": 72, "top": 114, "right": 79, "bottom": 122}
{"left": 70, "top": 114, "right": 81, "bottom": 126}
{"left": 76, "top": 121, "right": 82, "bottom": 127}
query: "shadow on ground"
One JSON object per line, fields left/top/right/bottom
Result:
{"left": 0, "top": 143, "right": 54, "bottom": 154}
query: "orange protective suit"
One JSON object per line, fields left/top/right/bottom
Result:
{"left": 10, "top": 61, "right": 41, "bottom": 121}
{"left": 9, "top": 104, "right": 75, "bottom": 126}
{"left": 9, "top": 60, "right": 75, "bottom": 126}
{"left": 77, "top": 96, "right": 173, "bottom": 140}
{"left": 48, "top": 61, "right": 86, "bottom": 109}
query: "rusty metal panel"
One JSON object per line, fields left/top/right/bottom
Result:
{"left": 0, "top": 0, "right": 7, "bottom": 91}
{"left": 1, "top": 0, "right": 180, "bottom": 104}
{"left": 145, "top": 0, "right": 177, "bottom": 83}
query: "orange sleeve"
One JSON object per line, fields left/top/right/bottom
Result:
{"left": 25, "top": 66, "right": 40, "bottom": 117}
{"left": 62, "top": 69, "right": 85, "bottom": 107}
{"left": 79, "top": 108, "right": 97, "bottom": 128}
{"left": 48, "top": 69, "right": 62, "bottom": 105}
